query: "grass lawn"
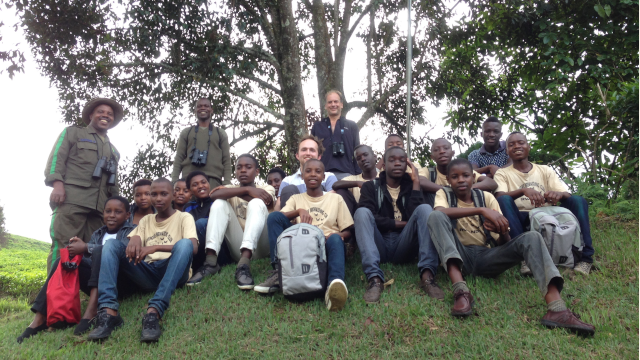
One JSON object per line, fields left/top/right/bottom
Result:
{"left": 1, "top": 222, "right": 637, "bottom": 359}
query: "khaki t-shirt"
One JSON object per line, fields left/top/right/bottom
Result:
{"left": 434, "top": 190, "right": 501, "bottom": 247}
{"left": 128, "top": 210, "right": 198, "bottom": 263}
{"left": 224, "top": 184, "right": 276, "bottom": 230}
{"left": 281, "top": 192, "right": 354, "bottom": 237}
{"left": 341, "top": 172, "right": 379, "bottom": 202}
{"left": 494, "top": 164, "right": 568, "bottom": 211}
{"left": 387, "top": 185, "right": 402, "bottom": 221}
{"left": 418, "top": 167, "right": 481, "bottom": 186}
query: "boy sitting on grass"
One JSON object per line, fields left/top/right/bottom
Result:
{"left": 88, "top": 178, "right": 198, "bottom": 343}
{"left": 172, "top": 179, "right": 189, "bottom": 212}
{"left": 129, "top": 179, "right": 156, "bottom": 225}
{"left": 332, "top": 144, "right": 379, "bottom": 216}
{"left": 494, "top": 132, "right": 595, "bottom": 275}
{"left": 17, "top": 196, "right": 135, "bottom": 343}
{"left": 354, "top": 146, "right": 442, "bottom": 303}
{"left": 187, "top": 154, "right": 275, "bottom": 288}
{"left": 183, "top": 171, "right": 213, "bottom": 220}
{"left": 427, "top": 158, "right": 595, "bottom": 335}
{"left": 255, "top": 159, "right": 353, "bottom": 312}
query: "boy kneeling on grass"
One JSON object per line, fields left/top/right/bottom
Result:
{"left": 88, "top": 178, "right": 198, "bottom": 343}
{"left": 187, "top": 154, "right": 275, "bottom": 288}
{"left": 255, "top": 159, "right": 353, "bottom": 312}
{"left": 354, "top": 146, "right": 443, "bottom": 303}
{"left": 426, "top": 158, "right": 595, "bottom": 335}
{"left": 17, "top": 196, "right": 135, "bottom": 343}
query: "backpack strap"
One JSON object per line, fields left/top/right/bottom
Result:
{"left": 471, "top": 189, "right": 497, "bottom": 248}
{"left": 428, "top": 167, "right": 437, "bottom": 183}
{"left": 442, "top": 186, "right": 457, "bottom": 208}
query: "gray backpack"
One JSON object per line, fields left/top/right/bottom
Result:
{"left": 529, "top": 207, "right": 584, "bottom": 268}
{"left": 276, "top": 223, "right": 328, "bottom": 301}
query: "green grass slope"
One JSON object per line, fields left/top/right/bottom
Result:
{"left": 0, "top": 223, "right": 638, "bottom": 358}
{"left": 0, "top": 235, "right": 49, "bottom": 301}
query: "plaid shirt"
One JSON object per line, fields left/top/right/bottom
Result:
{"left": 468, "top": 141, "right": 509, "bottom": 168}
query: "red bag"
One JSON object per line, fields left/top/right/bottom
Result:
{"left": 46, "top": 248, "right": 82, "bottom": 327}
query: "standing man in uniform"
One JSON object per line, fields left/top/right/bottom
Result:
{"left": 311, "top": 90, "right": 361, "bottom": 180}
{"left": 171, "top": 97, "right": 232, "bottom": 188}
{"left": 45, "top": 98, "right": 124, "bottom": 271}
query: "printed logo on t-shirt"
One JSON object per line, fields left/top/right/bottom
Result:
{"left": 236, "top": 203, "right": 248, "bottom": 221}
{"left": 393, "top": 208, "right": 402, "bottom": 221}
{"left": 518, "top": 182, "right": 545, "bottom": 204}
{"left": 146, "top": 231, "right": 173, "bottom": 246}
{"left": 309, "top": 206, "right": 329, "bottom": 224}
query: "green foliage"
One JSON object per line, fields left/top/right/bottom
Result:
{"left": 440, "top": 0, "right": 639, "bottom": 197}
{"left": 0, "top": 203, "right": 6, "bottom": 248}
{"left": 0, "top": 235, "right": 48, "bottom": 300}
{"left": 457, "top": 141, "right": 482, "bottom": 160}
{"left": 570, "top": 176, "right": 640, "bottom": 222}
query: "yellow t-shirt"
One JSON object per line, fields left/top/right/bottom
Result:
{"left": 434, "top": 190, "right": 501, "bottom": 247}
{"left": 281, "top": 192, "right": 354, "bottom": 237}
{"left": 341, "top": 172, "right": 379, "bottom": 202}
{"left": 128, "top": 211, "right": 198, "bottom": 263}
{"left": 224, "top": 184, "right": 276, "bottom": 230}
{"left": 387, "top": 185, "right": 402, "bottom": 221}
{"left": 494, "top": 164, "right": 568, "bottom": 211}
{"left": 418, "top": 167, "right": 480, "bottom": 186}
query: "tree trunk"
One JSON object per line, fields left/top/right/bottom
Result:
{"left": 309, "top": 0, "right": 337, "bottom": 112}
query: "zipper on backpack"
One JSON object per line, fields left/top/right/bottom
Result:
{"left": 289, "top": 237, "right": 294, "bottom": 270}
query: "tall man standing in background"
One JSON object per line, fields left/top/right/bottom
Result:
{"left": 171, "top": 97, "right": 232, "bottom": 188}
{"left": 311, "top": 90, "right": 361, "bottom": 180}
{"left": 45, "top": 98, "right": 123, "bottom": 271}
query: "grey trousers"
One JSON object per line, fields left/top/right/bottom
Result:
{"left": 427, "top": 211, "right": 563, "bottom": 296}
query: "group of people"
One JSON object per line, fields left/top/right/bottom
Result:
{"left": 18, "top": 92, "right": 596, "bottom": 344}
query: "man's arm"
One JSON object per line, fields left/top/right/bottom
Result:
{"left": 472, "top": 175, "right": 498, "bottom": 192}
{"left": 495, "top": 188, "right": 545, "bottom": 208}
{"left": 351, "top": 121, "right": 362, "bottom": 174}
{"left": 332, "top": 180, "right": 364, "bottom": 190}
{"left": 210, "top": 186, "right": 273, "bottom": 206}
{"left": 171, "top": 129, "right": 189, "bottom": 182}
{"left": 434, "top": 207, "right": 509, "bottom": 235}
{"left": 45, "top": 128, "right": 73, "bottom": 206}
{"left": 219, "top": 130, "right": 232, "bottom": 185}
{"left": 419, "top": 175, "right": 443, "bottom": 193}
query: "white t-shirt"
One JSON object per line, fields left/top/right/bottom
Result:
{"left": 101, "top": 232, "right": 118, "bottom": 245}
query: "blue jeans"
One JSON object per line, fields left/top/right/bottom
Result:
{"left": 353, "top": 204, "right": 438, "bottom": 282}
{"left": 267, "top": 212, "right": 345, "bottom": 283}
{"left": 194, "top": 218, "right": 233, "bottom": 269}
{"left": 97, "top": 238, "right": 193, "bottom": 318}
{"left": 497, "top": 195, "right": 594, "bottom": 263}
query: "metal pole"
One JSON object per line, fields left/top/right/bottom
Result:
{"left": 406, "top": 0, "right": 412, "bottom": 159}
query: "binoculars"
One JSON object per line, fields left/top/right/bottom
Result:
{"left": 332, "top": 142, "right": 345, "bottom": 157}
{"left": 93, "top": 156, "right": 117, "bottom": 186}
{"left": 190, "top": 148, "right": 209, "bottom": 167}
{"left": 61, "top": 260, "right": 79, "bottom": 270}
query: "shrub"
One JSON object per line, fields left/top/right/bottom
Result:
{"left": 0, "top": 203, "right": 6, "bottom": 247}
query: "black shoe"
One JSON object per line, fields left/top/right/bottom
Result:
{"left": 17, "top": 323, "right": 48, "bottom": 343}
{"left": 87, "top": 309, "right": 124, "bottom": 341}
{"left": 73, "top": 317, "right": 96, "bottom": 336}
{"left": 186, "top": 263, "right": 221, "bottom": 286}
{"left": 235, "top": 264, "right": 255, "bottom": 290}
{"left": 140, "top": 312, "right": 162, "bottom": 343}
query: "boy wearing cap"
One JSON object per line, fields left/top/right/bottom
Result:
{"left": 45, "top": 98, "right": 124, "bottom": 271}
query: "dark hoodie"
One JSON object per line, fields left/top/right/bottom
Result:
{"left": 86, "top": 222, "right": 137, "bottom": 256}
{"left": 184, "top": 196, "right": 214, "bottom": 220}
{"left": 358, "top": 172, "right": 425, "bottom": 233}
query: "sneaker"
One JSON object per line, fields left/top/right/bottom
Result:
{"left": 254, "top": 269, "right": 280, "bottom": 294}
{"left": 235, "top": 264, "right": 255, "bottom": 290}
{"left": 574, "top": 262, "right": 592, "bottom": 276}
{"left": 87, "top": 309, "right": 124, "bottom": 341}
{"left": 140, "top": 312, "right": 162, "bottom": 343}
{"left": 363, "top": 277, "right": 384, "bottom": 304}
{"left": 540, "top": 309, "right": 595, "bottom": 335}
{"left": 16, "top": 323, "right": 48, "bottom": 343}
{"left": 325, "top": 279, "right": 348, "bottom": 312}
{"left": 73, "top": 317, "right": 96, "bottom": 336}
{"left": 420, "top": 272, "right": 445, "bottom": 300}
{"left": 186, "top": 263, "right": 221, "bottom": 286}
{"left": 451, "top": 289, "right": 474, "bottom": 317}
{"left": 520, "top": 261, "right": 533, "bottom": 276}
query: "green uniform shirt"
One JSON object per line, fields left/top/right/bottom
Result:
{"left": 171, "top": 125, "right": 232, "bottom": 185}
{"left": 44, "top": 124, "right": 120, "bottom": 211}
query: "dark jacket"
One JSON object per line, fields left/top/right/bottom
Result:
{"left": 128, "top": 204, "right": 157, "bottom": 225}
{"left": 86, "top": 222, "right": 136, "bottom": 256}
{"left": 44, "top": 124, "right": 120, "bottom": 211}
{"left": 171, "top": 124, "right": 231, "bottom": 185}
{"left": 184, "top": 197, "right": 214, "bottom": 220}
{"left": 358, "top": 172, "right": 425, "bottom": 233}
{"left": 311, "top": 117, "right": 361, "bottom": 174}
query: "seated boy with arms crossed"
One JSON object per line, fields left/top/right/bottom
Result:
{"left": 494, "top": 132, "right": 595, "bottom": 275}
{"left": 88, "top": 178, "right": 198, "bottom": 343}
{"left": 427, "top": 158, "right": 594, "bottom": 335}
{"left": 187, "top": 154, "right": 275, "bottom": 288}
{"left": 255, "top": 159, "right": 353, "bottom": 312}
{"left": 332, "top": 144, "right": 379, "bottom": 216}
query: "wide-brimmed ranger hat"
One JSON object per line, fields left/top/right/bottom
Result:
{"left": 82, "top": 98, "right": 124, "bottom": 128}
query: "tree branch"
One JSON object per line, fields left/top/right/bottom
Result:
{"left": 337, "top": 1, "right": 373, "bottom": 59}
{"left": 235, "top": 45, "right": 280, "bottom": 71}
{"left": 230, "top": 125, "right": 280, "bottom": 146}
{"left": 236, "top": 71, "right": 281, "bottom": 95}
